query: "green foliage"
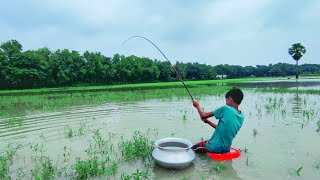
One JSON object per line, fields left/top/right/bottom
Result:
{"left": 296, "top": 166, "right": 303, "bottom": 176}
{"left": 64, "top": 125, "right": 74, "bottom": 138}
{"left": 0, "top": 156, "right": 10, "bottom": 179}
{"left": 31, "top": 156, "right": 55, "bottom": 180}
{"left": 1, "top": 39, "right": 319, "bottom": 90}
{"left": 0, "top": 129, "right": 154, "bottom": 179}
{"left": 64, "top": 123, "right": 87, "bottom": 138}
{"left": 73, "top": 156, "right": 115, "bottom": 179}
{"left": 288, "top": 43, "right": 306, "bottom": 78}
{"left": 120, "top": 169, "right": 150, "bottom": 180}
{"left": 119, "top": 131, "right": 154, "bottom": 161}
{"left": 0, "top": 85, "right": 230, "bottom": 118}
{"left": 4, "top": 117, "right": 24, "bottom": 127}
{"left": 212, "top": 161, "right": 226, "bottom": 173}
{"left": 239, "top": 147, "right": 248, "bottom": 154}
{"left": 288, "top": 43, "right": 306, "bottom": 61}
{"left": 257, "top": 88, "right": 320, "bottom": 95}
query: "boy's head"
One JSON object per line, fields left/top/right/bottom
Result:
{"left": 225, "top": 87, "right": 243, "bottom": 105}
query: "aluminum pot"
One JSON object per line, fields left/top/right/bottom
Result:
{"left": 152, "top": 137, "right": 195, "bottom": 169}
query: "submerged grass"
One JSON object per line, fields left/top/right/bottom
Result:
{"left": 3, "top": 117, "right": 24, "bottom": 128}
{"left": 296, "top": 166, "right": 303, "bottom": 176}
{"left": 1, "top": 78, "right": 319, "bottom": 178}
{"left": 1, "top": 128, "right": 157, "bottom": 179}
{"left": 257, "top": 88, "right": 320, "bottom": 95}
{"left": 0, "top": 85, "right": 231, "bottom": 118}
{"left": 119, "top": 130, "right": 156, "bottom": 161}
{"left": 212, "top": 161, "right": 226, "bottom": 173}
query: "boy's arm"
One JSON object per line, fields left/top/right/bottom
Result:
{"left": 203, "top": 119, "right": 217, "bottom": 129}
{"left": 192, "top": 100, "right": 214, "bottom": 119}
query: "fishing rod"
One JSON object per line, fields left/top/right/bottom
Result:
{"left": 121, "top": 35, "right": 194, "bottom": 100}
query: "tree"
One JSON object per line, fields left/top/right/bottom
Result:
{"left": 288, "top": 43, "right": 306, "bottom": 79}
{"left": 0, "top": 40, "right": 23, "bottom": 88}
{"left": 0, "top": 40, "right": 22, "bottom": 59}
{"left": 157, "top": 61, "right": 173, "bottom": 82}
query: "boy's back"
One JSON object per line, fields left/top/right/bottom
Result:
{"left": 206, "top": 105, "right": 244, "bottom": 153}
{"left": 191, "top": 87, "right": 244, "bottom": 154}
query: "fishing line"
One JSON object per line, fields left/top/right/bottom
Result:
{"left": 121, "top": 35, "right": 194, "bottom": 100}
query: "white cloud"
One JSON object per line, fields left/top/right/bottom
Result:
{"left": 1, "top": 0, "right": 319, "bottom": 66}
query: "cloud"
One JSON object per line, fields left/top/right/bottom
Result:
{"left": 1, "top": 0, "right": 319, "bottom": 66}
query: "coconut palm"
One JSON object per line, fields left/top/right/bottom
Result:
{"left": 288, "top": 43, "right": 306, "bottom": 79}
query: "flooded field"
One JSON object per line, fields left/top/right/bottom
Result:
{"left": 0, "top": 80, "right": 320, "bottom": 179}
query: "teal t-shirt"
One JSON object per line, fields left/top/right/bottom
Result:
{"left": 205, "top": 105, "right": 244, "bottom": 153}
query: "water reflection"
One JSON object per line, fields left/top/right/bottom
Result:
{"left": 292, "top": 82, "right": 303, "bottom": 115}
{"left": 152, "top": 154, "right": 242, "bottom": 179}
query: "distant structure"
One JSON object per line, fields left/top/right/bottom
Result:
{"left": 216, "top": 74, "right": 228, "bottom": 79}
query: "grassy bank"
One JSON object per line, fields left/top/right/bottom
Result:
{"left": 0, "top": 77, "right": 283, "bottom": 96}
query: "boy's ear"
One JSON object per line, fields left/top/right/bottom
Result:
{"left": 230, "top": 97, "right": 236, "bottom": 104}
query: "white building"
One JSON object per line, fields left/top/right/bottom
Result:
{"left": 216, "top": 74, "right": 228, "bottom": 79}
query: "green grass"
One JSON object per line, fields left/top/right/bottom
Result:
{"left": 0, "top": 77, "right": 289, "bottom": 96}
{"left": 300, "top": 73, "right": 320, "bottom": 77}
{"left": 4, "top": 117, "right": 24, "bottom": 127}
{"left": 0, "top": 128, "right": 155, "bottom": 179}
{"left": 119, "top": 131, "right": 155, "bottom": 161}
{"left": 0, "top": 85, "right": 231, "bottom": 118}
{"left": 0, "top": 156, "right": 10, "bottom": 179}
{"left": 257, "top": 88, "right": 320, "bottom": 95}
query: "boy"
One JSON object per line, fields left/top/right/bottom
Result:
{"left": 191, "top": 87, "right": 244, "bottom": 153}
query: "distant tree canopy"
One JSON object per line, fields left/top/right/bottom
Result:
{"left": 0, "top": 40, "right": 319, "bottom": 90}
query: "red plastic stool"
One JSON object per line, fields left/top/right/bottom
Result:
{"left": 207, "top": 148, "right": 241, "bottom": 161}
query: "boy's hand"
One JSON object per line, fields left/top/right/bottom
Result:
{"left": 192, "top": 100, "right": 200, "bottom": 108}
{"left": 203, "top": 119, "right": 209, "bottom": 124}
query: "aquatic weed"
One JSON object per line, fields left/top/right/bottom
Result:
{"left": 296, "top": 166, "right": 303, "bottom": 176}
{"left": 253, "top": 129, "right": 258, "bottom": 137}
{"left": 4, "top": 117, "right": 24, "bottom": 128}
{"left": 120, "top": 169, "right": 150, "bottom": 180}
{"left": 0, "top": 156, "right": 10, "bottom": 179}
{"left": 119, "top": 131, "right": 154, "bottom": 161}
{"left": 131, "top": 169, "right": 150, "bottom": 180}
{"left": 212, "top": 161, "right": 226, "bottom": 173}
{"left": 73, "top": 155, "right": 118, "bottom": 179}
{"left": 64, "top": 125, "right": 74, "bottom": 138}
{"left": 31, "top": 156, "right": 55, "bottom": 180}
{"left": 239, "top": 147, "right": 248, "bottom": 154}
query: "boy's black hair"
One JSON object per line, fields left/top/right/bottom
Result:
{"left": 225, "top": 87, "right": 243, "bottom": 105}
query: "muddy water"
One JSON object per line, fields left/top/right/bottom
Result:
{"left": 1, "top": 89, "right": 320, "bottom": 179}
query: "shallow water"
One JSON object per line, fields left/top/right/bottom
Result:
{"left": 1, "top": 87, "right": 320, "bottom": 179}
{"left": 228, "top": 78, "right": 320, "bottom": 90}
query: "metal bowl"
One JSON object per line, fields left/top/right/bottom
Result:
{"left": 152, "top": 137, "right": 195, "bottom": 169}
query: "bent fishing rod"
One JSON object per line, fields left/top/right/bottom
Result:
{"left": 121, "top": 35, "right": 194, "bottom": 100}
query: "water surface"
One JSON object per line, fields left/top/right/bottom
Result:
{"left": 1, "top": 84, "right": 320, "bottom": 179}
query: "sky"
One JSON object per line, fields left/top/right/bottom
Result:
{"left": 1, "top": 0, "right": 319, "bottom": 66}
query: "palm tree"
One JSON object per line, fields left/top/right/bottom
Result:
{"left": 288, "top": 43, "right": 306, "bottom": 79}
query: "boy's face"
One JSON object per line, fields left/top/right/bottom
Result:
{"left": 225, "top": 96, "right": 233, "bottom": 106}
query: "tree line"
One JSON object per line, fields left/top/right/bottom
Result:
{"left": 0, "top": 40, "right": 319, "bottom": 90}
